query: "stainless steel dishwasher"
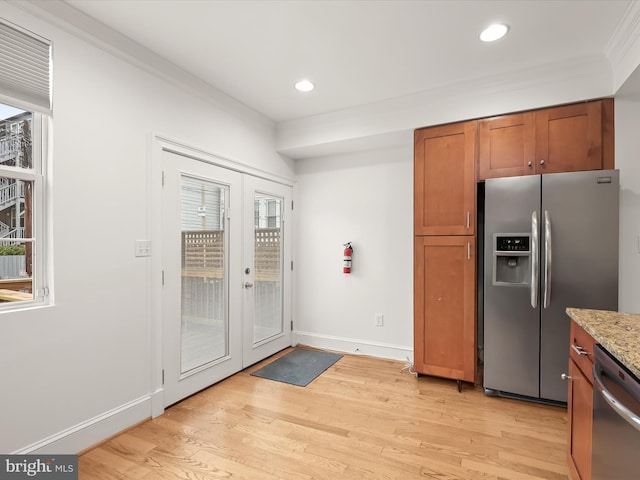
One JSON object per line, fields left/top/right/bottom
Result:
{"left": 592, "top": 344, "right": 640, "bottom": 479}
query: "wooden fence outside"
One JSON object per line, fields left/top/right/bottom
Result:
{"left": 182, "top": 228, "right": 281, "bottom": 280}
{"left": 181, "top": 229, "right": 282, "bottom": 327}
{"left": 182, "top": 230, "right": 225, "bottom": 278}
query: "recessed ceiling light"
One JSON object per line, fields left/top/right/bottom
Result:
{"left": 480, "top": 23, "right": 509, "bottom": 42}
{"left": 294, "top": 80, "right": 315, "bottom": 92}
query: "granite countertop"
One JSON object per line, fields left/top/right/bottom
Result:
{"left": 566, "top": 307, "right": 640, "bottom": 379}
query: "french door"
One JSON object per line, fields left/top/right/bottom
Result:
{"left": 161, "top": 150, "right": 292, "bottom": 407}
{"left": 242, "top": 175, "right": 292, "bottom": 367}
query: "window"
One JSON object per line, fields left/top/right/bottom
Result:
{"left": 0, "top": 103, "right": 45, "bottom": 306}
{"left": 0, "top": 19, "right": 51, "bottom": 308}
{"left": 254, "top": 196, "right": 281, "bottom": 228}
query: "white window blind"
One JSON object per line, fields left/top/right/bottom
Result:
{"left": 0, "top": 20, "right": 51, "bottom": 113}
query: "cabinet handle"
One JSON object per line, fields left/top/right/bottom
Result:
{"left": 467, "top": 242, "right": 471, "bottom": 260}
{"left": 561, "top": 373, "right": 573, "bottom": 381}
{"left": 571, "top": 344, "right": 589, "bottom": 356}
{"left": 528, "top": 161, "right": 532, "bottom": 167}
{"left": 466, "top": 211, "right": 470, "bottom": 229}
{"left": 540, "top": 159, "right": 545, "bottom": 165}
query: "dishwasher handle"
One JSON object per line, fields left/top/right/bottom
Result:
{"left": 593, "top": 365, "right": 640, "bottom": 433}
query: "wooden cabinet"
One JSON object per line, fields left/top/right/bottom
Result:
{"left": 566, "top": 319, "right": 596, "bottom": 480}
{"left": 414, "top": 236, "right": 476, "bottom": 383}
{"left": 478, "top": 111, "right": 535, "bottom": 179}
{"left": 414, "top": 120, "right": 477, "bottom": 384}
{"left": 414, "top": 121, "right": 476, "bottom": 236}
{"left": 478, "top": 98, "right": 614, "bottom": 180}
{"left": 537, "top": 99, "right": 614, "bottom": 175}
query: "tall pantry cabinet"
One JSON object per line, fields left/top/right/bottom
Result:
{"left": 413, "top": 121, "right": 477, "bottom": 384}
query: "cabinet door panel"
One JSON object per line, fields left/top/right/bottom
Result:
{"left": 414, "top": 236, "right": 476, "bottom": 383}
{"left": 567, "top": 358, "right": 592, "bottom": 480}
{"left": 536, "top": 101, "right": 603, "bottom": 174}
{"left": 478, "top": 112, "right": 535, "bottom": 180}
{"left": 414, "top": 121, "right": 476, "bottom": 235}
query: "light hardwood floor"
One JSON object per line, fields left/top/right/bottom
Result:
{"left": 79, "top": 348, "right": 570, "bottom": 479}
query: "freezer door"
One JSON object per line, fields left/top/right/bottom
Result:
{"left": 540, "top": 170, "right": 619, "bottom": 402}
{"left": 484, "top": 175, "right": 541, "bottom": 398}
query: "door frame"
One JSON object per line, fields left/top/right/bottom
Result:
{"left": 149, "top": 134, "right": 295, "bottom": 417}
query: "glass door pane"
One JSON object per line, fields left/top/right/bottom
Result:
{"left": 253, "top": 193, "right": 283, "bottom": 343}
{"left": 162, "top": 149, "right": 243, "bottom": 408}
{"left": 180, "top": 175, "right": 227, "bottom": 373}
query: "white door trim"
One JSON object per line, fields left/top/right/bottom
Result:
{"left": 153, "top": 134, "right": 295, "bottom": 186}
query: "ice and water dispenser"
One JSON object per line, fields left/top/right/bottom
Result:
{"left": 492, "top": 234, "right": 531, "bottom": 286}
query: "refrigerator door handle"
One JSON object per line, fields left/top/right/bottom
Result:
{"left": 543, "top": 210, "right": 552, "bottom": 309}
{"left": 531, "top": 211, "right": 539, "bottom": 308}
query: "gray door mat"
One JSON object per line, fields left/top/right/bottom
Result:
{"left": 250, "top": 348, "right": 342, "bottom": 387}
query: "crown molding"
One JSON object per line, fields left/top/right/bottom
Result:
{"left": 606, "top": 0, "right": 640, "bottom": 92}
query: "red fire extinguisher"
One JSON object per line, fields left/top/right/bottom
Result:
{"left": 343, "top": 242, "right": 353, "bottom": 274}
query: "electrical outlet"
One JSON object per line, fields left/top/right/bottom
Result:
{"left": 135, "top": 240, "right": 151, "bottom": 257}
{"left": 375, "top": 313, "right": 384, "bottom": 327}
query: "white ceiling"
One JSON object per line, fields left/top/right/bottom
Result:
{"left": 60, "top": 0, "right": 634, "bottom": 124}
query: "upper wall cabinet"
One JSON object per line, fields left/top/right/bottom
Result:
{"left": 478, "top": 98, "right": 614, "bottom": 181}
{"left": 414, "top": 121, "right": 476, "bottom": 236}
{"left": 478, "top": 112, "right": 535, "bottom": 179}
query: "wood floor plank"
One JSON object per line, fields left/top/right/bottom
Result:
{"left": 79, "top": 349, "right": 569, "bottom": 479}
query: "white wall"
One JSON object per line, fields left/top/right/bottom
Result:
{"left": 293, "top": 144, "right": 414, "bottom": 360}
{"left": 0, "top": 4, "right": 293, "bottom": 454}
{"left": 614, "top": 97, "right": 640, "bottom": 314}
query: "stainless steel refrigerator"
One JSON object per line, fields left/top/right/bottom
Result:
{"left": 483, "top": 169, "right": 619, "bottom": 403}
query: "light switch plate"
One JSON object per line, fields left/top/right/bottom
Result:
{"left": 135, "top": 240, "right": 151, "bottom": 257}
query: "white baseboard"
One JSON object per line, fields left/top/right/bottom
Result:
{"left": 293, "top": 330, "right": 413, "bottom": 362}
{"left": 14, "top": 395, "right": 152, "bottom": 454}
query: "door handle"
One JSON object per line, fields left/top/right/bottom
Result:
{"left": 543, "top": 210, "right": 552, "bottom": 309}
{"left": 244, "top": 281, "right": 254, "bottom": 289}
{"left": 531, "top": 211, "right": 539, "bottom": 308}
